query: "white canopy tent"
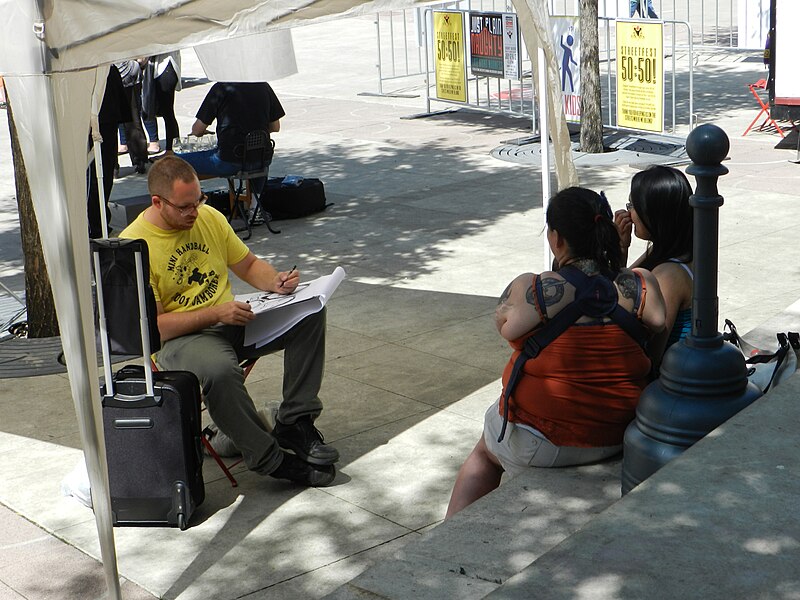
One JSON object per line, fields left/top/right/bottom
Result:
{"left": 0, "top": 1, "right": 575, "bottom": 596}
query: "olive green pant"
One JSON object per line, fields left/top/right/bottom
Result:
{"left": 157, "top": 308, "right": 326, "bottom": 475}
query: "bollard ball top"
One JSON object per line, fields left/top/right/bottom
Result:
{"left": 686, "top": 124, "right": 730, "bottom": 166}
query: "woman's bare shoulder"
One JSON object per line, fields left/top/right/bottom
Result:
{"left": 614, "top": 267, "right": 647, "bottom": 297}
{"left": 651, "top": 260, "right": 692, "bottom": 279}
{"left": 650, "top": 261, "right": 693, "bottom": 295}
{"left": 496, "top": 272, "right": 540, "bottom": 340}
{"left": 499, "top": 271, "right": 570, "bottom": 313}
{"left": 500, "top": 271, "right": 535, "bottom": 294}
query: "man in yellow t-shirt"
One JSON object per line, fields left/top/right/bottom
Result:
{"left": 121, "top": 156, "right": 337, "bottom": 487}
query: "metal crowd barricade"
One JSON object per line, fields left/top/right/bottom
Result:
{"left": 600, "top": 0, "right": 742, "bottom": 49}
{"left": 418, "top": 7, "right": 537, "bottom": 131}
{"left": 370, "top": 7, "right": 438, "bottom": 98}
{"left": 599, "top": 16, "right": 695, "bottom": 133}
{"left": 370, "top": 2, "right": 536, "bottom": 132}
{"left": 371, "top": 0, "right": 740, "bottom": 100}
{"left": 371, "top": 1, "right": 699, "bottom": 135}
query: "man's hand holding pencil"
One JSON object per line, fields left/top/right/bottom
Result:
{"left": 277, "top": 265, "right": 299, "bottom": 293}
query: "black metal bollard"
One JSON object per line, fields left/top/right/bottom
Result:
{"left": 620, "top": 124, "right": 763, "bottom": 495}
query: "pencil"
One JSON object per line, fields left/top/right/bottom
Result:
{"left": 281, "top": 265, "right": 296, "bottom": 288}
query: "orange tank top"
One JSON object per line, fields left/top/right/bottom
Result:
{"left": 499, "top": 271, "right": 652, "bottom": 447}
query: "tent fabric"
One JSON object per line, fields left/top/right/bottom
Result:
{"left": 514, "top": 0, "right": 579, "bottom": 188}
{"left": 0, "top": 0, "right": 576, "bottom": 597}
{"left": 5, "top": 69, "right": 122, "bottom": 596}
{"left": 194, "top": 30, "right": 299, "bottom": 82}
{"left": 1, "top": 0, "right": 432, "bottom": 74}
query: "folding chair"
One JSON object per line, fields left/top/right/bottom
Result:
{"left": 150, "top": 356, "right": 259, "bottom": 488}
{"left": 743, "top": 79, "right": 787, "bottom": 138}
{"left": 226, "top": 130, "right": 276, "bottom": 240}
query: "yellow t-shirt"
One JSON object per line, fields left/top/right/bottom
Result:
{"left": 120, "top": 206, "right": 250, "bottom": 313}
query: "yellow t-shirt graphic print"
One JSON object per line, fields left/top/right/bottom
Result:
{"left": 121, "top": 205, "right": 250, "bottom": 314}
{"left": 166, "top": 240, "right": 220, "bottom": 309}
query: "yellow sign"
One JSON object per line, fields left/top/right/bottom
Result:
{"left": 433, "top": 11, "right": 467, "bottom": 103}
{"left": 616, "top": 20, "right": 664, "bottom": 132}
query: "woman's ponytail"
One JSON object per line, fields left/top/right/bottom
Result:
{"left": 546, "top": 187, "right": 623, "bottom": 274}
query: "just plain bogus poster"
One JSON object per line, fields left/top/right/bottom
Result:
{"left": 469, "top": 12, "right": 520, "bottom": 80}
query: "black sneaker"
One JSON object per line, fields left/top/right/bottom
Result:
{"left": 272, "top": 416, "right": 340, "bottom": 465}
{"left": 269, "top": 451, "right": 335, "bottom": 487}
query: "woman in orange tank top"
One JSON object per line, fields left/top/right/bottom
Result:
{"left": 446, "top": 187, "right": 666, "bottom": 518}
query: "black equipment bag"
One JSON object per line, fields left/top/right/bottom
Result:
{"left": 205, "top": 188, "right": 231, "bottom": 217}
{"left": 258, "top": 177, "right": 331, "bottom": 221}
{"left": 91, "top": 238, "right": 204, "bottom": 530}
{"left": 93, "top": 238, "right": 161, "bottom": 356}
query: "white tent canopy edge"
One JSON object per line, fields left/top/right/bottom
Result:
{"left": 0, "top": 0, "right": 575, "bottom": 597}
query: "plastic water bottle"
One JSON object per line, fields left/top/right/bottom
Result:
{"left": 283, "top": 175, "right": 304, "bottom": 187}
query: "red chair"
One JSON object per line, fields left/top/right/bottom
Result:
{"left": 743, "top": 79, "right": 786, "bottom": 138}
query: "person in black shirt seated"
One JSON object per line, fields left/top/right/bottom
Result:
{"left": 180, "top": 82, "right": 285, "bottom": 178}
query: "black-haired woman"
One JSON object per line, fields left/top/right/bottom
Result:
{"left": 446, "top": 187, "right": 666, "bottom": 518}
{"left": 615, "top": 166, "right": 693, "bottom": 373}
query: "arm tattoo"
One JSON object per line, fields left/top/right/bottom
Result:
{"left": 616, "top": 272, "right": 637, "bottom": 300}
{"left": 497, "top": 282, "right": 513, "bottom": 306}
{"left": 540, "top": 277, "right": 565, "bottom": 306}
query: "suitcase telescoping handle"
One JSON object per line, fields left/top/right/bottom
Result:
{"left": 92, "top": 242, "right": 156, "bottom": 400}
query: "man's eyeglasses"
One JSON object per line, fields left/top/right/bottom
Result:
{"left": 157, "top": 194, "right": 207, "bottom": 216}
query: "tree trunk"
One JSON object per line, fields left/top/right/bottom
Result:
{"left": 6, "top": 100, "right": 60, "bottom": 338}
{"left": 579, "top": 0, "right": 604, "bottom": 153}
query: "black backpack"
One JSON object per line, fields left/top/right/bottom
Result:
{"left": 91, "top": 238, "right": 161, "bottom": 356}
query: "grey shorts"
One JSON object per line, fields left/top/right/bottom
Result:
{"left": 483, "top": 398, "right": 622, "bottom": 478}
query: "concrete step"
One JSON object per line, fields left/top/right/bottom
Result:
{"left": 325, "top": 458, "right": 623, "bottom": 600}
{"left": 326, "top": 305, "right": 800, "bottom": 600}
{"left": 483, "top": 371, "right": 800, "bottom": 599}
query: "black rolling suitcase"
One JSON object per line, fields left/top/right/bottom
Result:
{"left": 92, "top": 238, "right": 205, "bottom": 530}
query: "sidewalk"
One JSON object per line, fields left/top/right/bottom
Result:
{"left": 1, "top": 16, "right": 799, "bottom": 599}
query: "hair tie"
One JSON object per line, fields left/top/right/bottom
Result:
{"left": 598, "top": 190, "right": 613, "bottom": 219}
{"left": 594, "top": 214, "right": 602, "bottom": 223}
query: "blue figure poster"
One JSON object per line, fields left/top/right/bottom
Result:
{"left": 552, "top": 16, "right": 581, "bottom": 123}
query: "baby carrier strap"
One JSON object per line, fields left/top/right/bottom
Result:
{"left": 533, "top": 274, "right": 549, "bottom": 323}
{"left": 558, "top": 267, "right": 649, "bottom": 350}
{"left": 497, "top": 265, "right": 649, "bottom": 442}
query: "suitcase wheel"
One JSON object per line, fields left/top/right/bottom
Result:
{"left": 178, "top": 513, "right": 187, "bottom": 531}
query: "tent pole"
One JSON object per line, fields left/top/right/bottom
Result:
{"left": 89, "top": 73, "right": 110, "bottom": 240}
{"left": 93, "top": 141, "right": 109, "bottom": 239}
{"left": 538, "top": 46, "right": 553, "bottom": 271}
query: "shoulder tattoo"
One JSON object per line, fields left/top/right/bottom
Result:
{"left": 525, "top": 284, "right": 536, "bottom": 307}
{"left": 497, "top": 282, "right": 513, "bottom": 306}
{"left": 616, "top": 272, "right": 637, "bottom": 300}
{"left": 540, "top": 277, "right": 564, "bottom": 306}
